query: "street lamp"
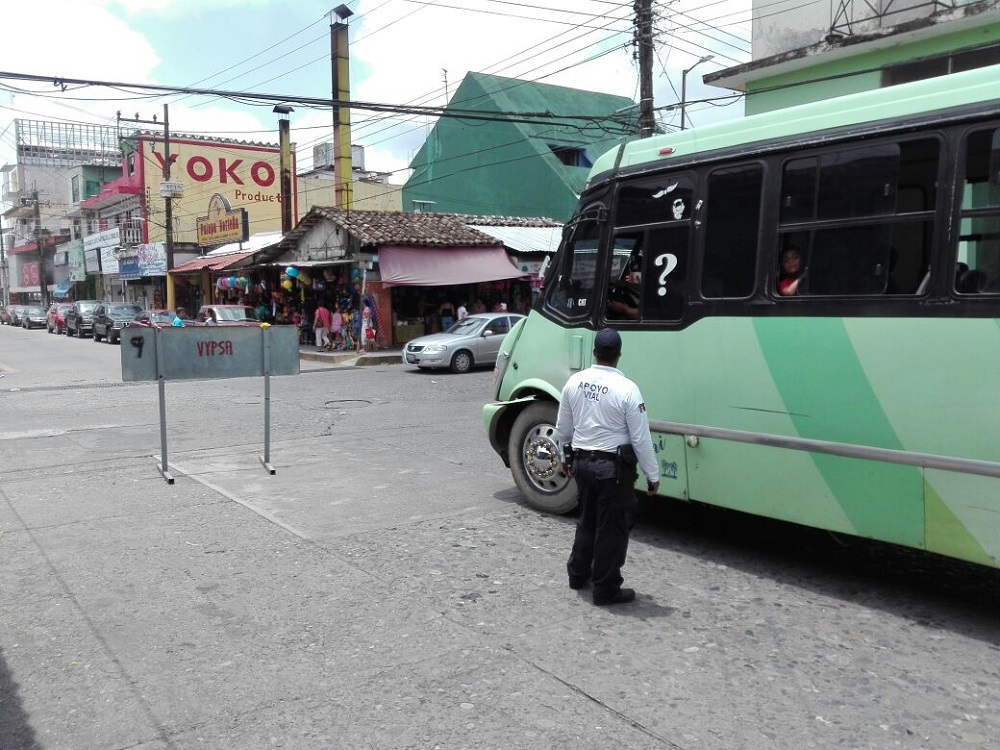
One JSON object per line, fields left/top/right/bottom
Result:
{"left": 680, "top": 54, "right": 714, "bottom": 131}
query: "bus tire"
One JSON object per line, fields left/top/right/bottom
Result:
{"left": 508, "top": 401, "right": 577, "bottom": 514}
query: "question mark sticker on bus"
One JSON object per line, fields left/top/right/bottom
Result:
{"left": 654, "top": 253, "right": 678, "bottom": 297}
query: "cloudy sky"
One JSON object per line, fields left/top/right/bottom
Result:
{"left": 0, "top": 0, "right": 752, "bottom": 183}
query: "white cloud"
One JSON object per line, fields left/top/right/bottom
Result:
{"left": 0, "top": 0, "right": 751, "bottom": 182}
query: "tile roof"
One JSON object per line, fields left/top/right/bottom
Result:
{"left": 308, "top": 207, "right": 561, "bottom": 247}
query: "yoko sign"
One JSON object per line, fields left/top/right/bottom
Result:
{"left": 140, "top": 136, "right": 297, "bottom": 245}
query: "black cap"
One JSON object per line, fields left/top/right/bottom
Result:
{"left": 594, "top": 327, "right": 622, "bottom": 359}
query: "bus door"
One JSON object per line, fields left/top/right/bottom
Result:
{"left": 605, "top": 172, "right": 697, "bottom": 499}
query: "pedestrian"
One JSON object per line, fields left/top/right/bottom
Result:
{"left": 313, "top": 302, "right": 332, "bottom": 351}
{"left": 329, "top": 301, "right": 343, "bottom": 349}
{"left": 555, "top": 328, "right": 659, "bottom": 605}
{"left": 439, "top": 300, "right": 456, "bottom": 331}
{"left": 456, "top": 300, "right": 468, "bottom": 321}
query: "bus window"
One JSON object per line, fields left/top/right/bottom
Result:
{"left": 640, "top": 226, "right": 689, "bottom": 321}
{"left": 777, "top": 138, "right": 937, "bottom": 296}
{"left": 606, "top": 232, "right": 642, "bottom": 320}
{"left": 956, "top": 128, "right": 1000, "bottom": 294}
{"left": 616, "top": 174, "right": 695, "bottom": 226}
{"left": 808, "top": 225, "right": 894, "bottom": 295}
{"left": 818, "top": 144, "right": 899, "bottom": 219}
{"left": 544, "top": 212, "right": 601, "bottom": 320}
{"left": 702, "top": 165, "right": 762, "bottom": 298}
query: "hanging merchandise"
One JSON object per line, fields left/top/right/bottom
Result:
{"left": 285, "top": 266, "right": 300, "bottom": 279}
{"left": 282, "top": 279, "right": 294, "bottom": 291}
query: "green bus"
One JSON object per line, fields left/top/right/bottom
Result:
{"left": 483, "top": 64, "right": 1000, "bottom": 568}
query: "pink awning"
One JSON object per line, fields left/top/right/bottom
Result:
{"left": 378, "top": 245, "right": 528, "bottom": 287}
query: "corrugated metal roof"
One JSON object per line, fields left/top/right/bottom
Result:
{"left": 468, "top": 225, "right": 563, "bottom": 254}
{"left": 171, "top": 251, "right": 256, "bottom": 274}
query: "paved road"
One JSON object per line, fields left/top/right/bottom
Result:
{"left": 2, "top": 323, "right": 1000, "bottom": 749}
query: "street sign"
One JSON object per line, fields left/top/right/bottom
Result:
{"left": 121, "top": 325, "right": 299, "bottom": 382}
{"left": 120, "top": 325, "right": 299, "bottom": 483}
{"left": 159, "top": 180, "right": 184, "bottom": 197}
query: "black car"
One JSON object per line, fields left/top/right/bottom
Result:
{"left": 64, "top": 300, "right": 102, "bottom": 338}
{"left": 92, "top": 303, "right": 142, "bottom": 344}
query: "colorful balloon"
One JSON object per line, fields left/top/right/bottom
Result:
{"left": 282, "top": 279, "right": 294, "bottom": 291}
{"left": 285, "top": 266, "right": 299, "bottom": 278}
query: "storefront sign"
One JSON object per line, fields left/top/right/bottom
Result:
{"left": 84, "top": 249, "right": 101, "bottom": 274}
{"left": 197, "top": 194, "right": 250, "bottom": 246}
{"left": 119, "top": 260, "right": 142, "bottom": 281}
{"left": 68, "top": 243, "right": 86, "bottom": 281}
{"left": 141, "top": 137, "right": 295, "bottom": 246}
{"left": 100, "top": 246, "right": 120, "bottom": 275}
{"left": 137, "top": 243, "right": 167, "bottom": 276}
{"left": 21, "top": 262, "right": 39, "bottom": 287}
{"left": 84, "top": 227, "right": 121, "bottom": 252}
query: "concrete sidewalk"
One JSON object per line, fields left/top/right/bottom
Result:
{"left": 297, "top": 344, "right": 402, "bottom": 368}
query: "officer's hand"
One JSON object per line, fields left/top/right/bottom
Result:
{"left": 646, "top": 481, "right": 659, "bottom": 496}
{"left": 559, "top": 462, "right": 572, "bottom": 478}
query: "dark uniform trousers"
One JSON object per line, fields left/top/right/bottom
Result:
{"left": 566, "top": 455, "right": 637, "bottom": 596}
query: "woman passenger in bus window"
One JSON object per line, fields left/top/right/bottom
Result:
{"left": 777, "top": 247, "right": 806, "bottom": 296}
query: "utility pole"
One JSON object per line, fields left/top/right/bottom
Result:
{"left": 0, "top": 219, "right": 8, "bottom": 308}
{"left": 122, "top": 106, "right": 178, "bottom": 310}
{"left": 163, "top": 103, "right": 176, "bottom": 310}
{"left": 635, "top": 0, "right": 655, "bottom": 138}
{"left": 32, "top": 190, "right": 49, "bottom": 307}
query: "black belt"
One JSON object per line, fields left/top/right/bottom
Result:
{"left": 575, "top": 449, "right": 617, "bottom": 462}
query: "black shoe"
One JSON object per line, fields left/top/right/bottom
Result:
{"left": 568, "top": 576, "right": 589, "bottom": 590}
{"left": 593, "top": 588, "right": 635, "bottom": 606}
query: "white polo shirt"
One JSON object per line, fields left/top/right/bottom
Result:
{"left": 555, "top": 364, "right": 659, "bottom": 483}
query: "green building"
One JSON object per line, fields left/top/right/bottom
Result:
{"left": 708, "top": 0, "right": 1000, "bottom": 114}
{"left": 403, "top": 72, "right": 639, "bottom": 221}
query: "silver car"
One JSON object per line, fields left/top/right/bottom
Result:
{"left": 402, "top": 312, "right": 524, "bottom": 373}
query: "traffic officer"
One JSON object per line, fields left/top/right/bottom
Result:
{"left": 555, "top": 328, "right": 660, "bottom": 605}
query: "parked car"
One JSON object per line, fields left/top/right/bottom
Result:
{"left": 47, "top": 302, "right": 73, "bottom": 334}
{"left": 128, "top": 309, "right": 180, "bottom": 328}
{"left": 64, "top": 300, "right": 102, "bottom": 338}
{"left": 20, "top": 305, "right": 48, "bottom": 329}
{"left": 195, "top": 304, "right": 259, "bottom": 326}
{"left": 8, "top": 305, "right": 27, "bottom": 327}
{"left": 401, "top": 313, "right": 525, "bottom": 373}
{"left": 0, "top": 305, "right": 12, "bottom": 325}
{"left": 92, "top": 302, "right": 143, "bottom": 344}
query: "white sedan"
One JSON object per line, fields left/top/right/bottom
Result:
{"left": 402, "top": 312, "right": 524, "bottom": 373}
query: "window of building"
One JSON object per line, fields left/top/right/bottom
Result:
{"left": 548, "top": 145, "right": 593, "bottom": 169}
{"left": 884, "top": 46, "right": 1000, "bottom": 87}
{"left": 71, "top": 175, "right": 81, "bottom": 204}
